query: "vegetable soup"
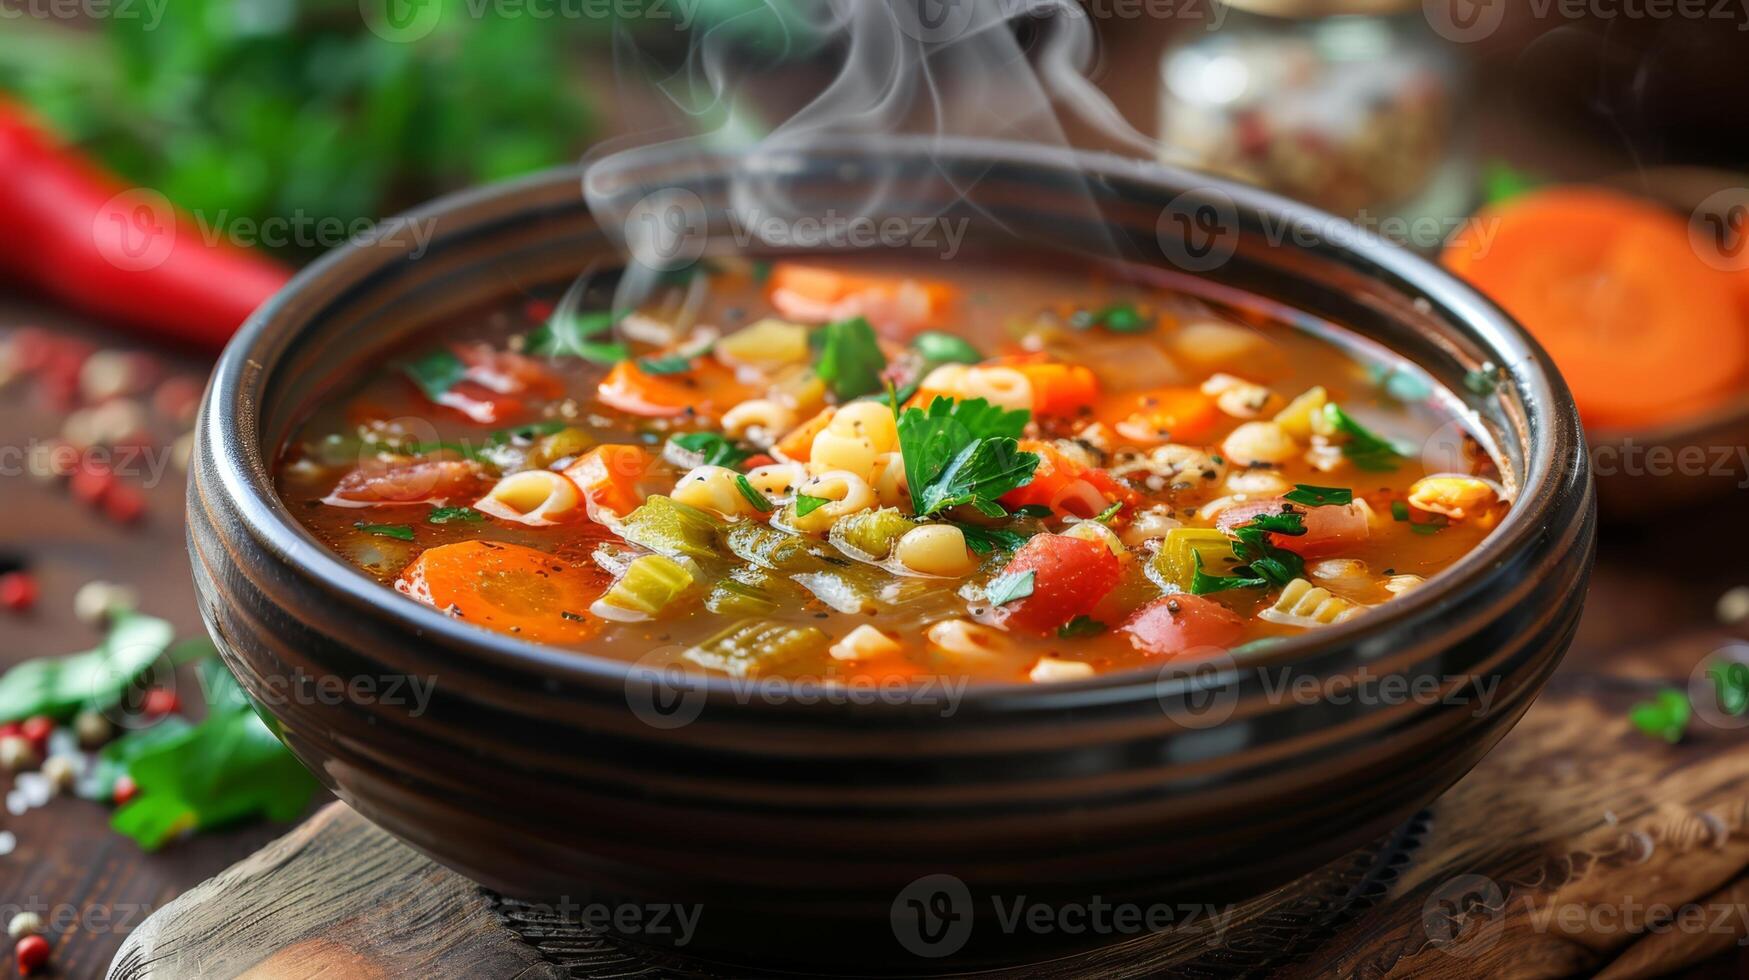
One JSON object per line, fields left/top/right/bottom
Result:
{"left": 275, "top": 258, "right": 1508, "bottom": 684}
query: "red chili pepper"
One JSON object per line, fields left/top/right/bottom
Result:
{"left": 0, "top": 98, "right": 292, "bottom": 351}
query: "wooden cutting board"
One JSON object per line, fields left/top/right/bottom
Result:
{"left": 105, "top": 624, "right": 1749, "bottom": 980}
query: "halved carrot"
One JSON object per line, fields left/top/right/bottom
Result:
{"left": 1103, "top": 387, "right": 1221, "bottom": 445}
{"left": 1010, "top": 361, "right": 1100, "bottom": 419}
{"left": 1443, "top": 186, "right": 1749, "bottom": 429}
{"left": 562, "top": 445, "right": 652, "bottom": 519}
{"left": 395, "top": 541, "right": 603, "bottom": 646}
{"left": 767, "top": 262, "right": 958, "bottom": 334}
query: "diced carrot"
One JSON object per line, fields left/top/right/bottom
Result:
{"left": 1011, "top": 362, "right": 1100, "bottom": 418}
{"left": 767, "top": 262, "right": 958, "bottom": 334}
{"left": 596, "top": 360, "right": 750, "bottom": 420}
{"left": 1104, "top": 387, "right": 1221, "bottom": 445}
{"left": 774, "top": 406, "right": 836, "bottom": 463}
{"left": 395, "top": 541, "right": 605, "bottom": 646}
{"left": 1443, "top": 186, "right": 1749, "bottom": 429}
{"left": 844, "top": 656, "right": 927, "bottom": 684}
{"left": 562, "top": 445, "right": 652, "bottom": 519}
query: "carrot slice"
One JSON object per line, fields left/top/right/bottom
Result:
{"left": 767, "top": 262, "right": 958, "bottom": 333}
{"left": 998, "top": 358, "right": 1101, "bottom": 419}
{"left": 596, "top": 360, "right": 750, "bottom": 420}
{"left": 562, "top": 445, "right": 652, "bottom": 519}
{"left": 1103, "top": 387, "right": 1221, "bottom": 444}
{"left": 395, "top": 541, "right": 604, "bottom": 646}
{"left": 1443, "top": 186, "right": 1749, "bottom": 429}
{"left": 774, "top": 406, "right": 836, "bottom": 463}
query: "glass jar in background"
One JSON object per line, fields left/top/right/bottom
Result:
{"left": 1159, "top": 0, "right": 1470, "bottom": 227}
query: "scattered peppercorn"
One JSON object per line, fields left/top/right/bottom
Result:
{"left": 6, "top": 912, "right": 42, "bottom": 940}
{"left": 0, "top": 572, "right": 37, "bottom": 612}
{"left": 18, "top": 717, "right": 53, "bottom": 755}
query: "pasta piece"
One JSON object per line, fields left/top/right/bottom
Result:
{"left": 894, "top": 525, "right": 978, "bottom": 577}
{"left": 1200, "top": 373, "right": 1278, "bottom": 419}
{"left": 1258, "top": 578, "right": 1365, "bottom": 628}
{"left": 716, "top": 318, "right": 810, "bottom": 371}
{"left": 722, "top": 399, "right": 797, "bottom": 449}
{"left": 789, "top": 470, "right": 877, "bottom": 533}
{"left": 1274, "top": 386, "right": 1332, "bottom": 441}
{"left": 1407, "top": 475, "right": 1498, "bottom": 521}
{"left": 1063, "top": 520, "right": 1127, "bottom": 560}
{"left": 473, "top": 470, "right": 583, "bottom": 526}
{"left": 829, "top": 624, "right": 901, "bottom": 662}
{"left": 925, "top": 619, "right": 1009, "bottom": 661}
{"left": 672, "top": 465, "right": 762, "bottom": 517}
{"left": 1222, "top": 421, "right": 1298, "bottom": 467}
{"left": 1029, "top": 658, "right": 1095, "bottom": 683}
{"left": 745, "top": 462, "right": 810, "bottom": 501}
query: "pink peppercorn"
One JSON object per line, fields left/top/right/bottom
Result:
{"left": 69, "top": 462, "right": 114, "bottom": 505}
{"left": 0, "top": 572, "right": 36, "bottom": 612}
{"left": 142, "top": 688, "right": 180, "bottom": 717}
{"left": 112, "top": 775, "right": 138, "bottom": 805}
{"left": 19, "top": 716, "right": 53, "bottom": 755}
{"left": 15, "top": 934, "right": 49, "bottom": 975}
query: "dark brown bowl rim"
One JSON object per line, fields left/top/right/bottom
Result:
{"left": 200, "top": 135, "right": 1584, "bottom": 710}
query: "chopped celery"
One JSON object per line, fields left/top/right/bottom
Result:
{"left": 707, "top": 573, "right": 782, "bottom": 617}
{"left": 683, "top": 620, "right": 829, "bottom": 677}
{"left": 829, "top": 508, "right": 916, "bottom": 561}
{"left": 1148, "top": 528, "right": 1235, "bottom": 592}
{"left": 621, "top": 496, "right": 722, "bottom": 561}
{"left": 792, "top": 571, "right": 877, "bottom": 614}
{"left": 727, "top": 522, "right": 820, "bottom": 571}
{"left": 596, "top": 555, "right": 694, "bottom": 618}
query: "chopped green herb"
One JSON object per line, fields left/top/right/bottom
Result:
{"left": 671, "top": 432, "right": 751, "bottom": 469}
{"left": 1390, "top": 500, "right": 1412, "bottom": 522}
{"left": 1629, "top": 688, "right": 1691, "bottom": 744}
{"left": 1482, "top": 160, "right": 1539, "bottom": 205}
{"left": 525, "top": 310, "right": 621, "bottom": 358}
{"left": 637, "top": 352, "right": 697, "bottom": 376}
{"left": 1284, "top": 484, "right": 1353, "bottom": 507}
{"left": 816, "top": 317, "right": 887, "bottom": 400}
{"left": 1706, "top": 661, "right": 1749, "bottom": 717}
{"left": 793, "top": 494, "right": 831, "bottom": 518}
{"left": 1057, "top": 616, "right": 1107, "bottom": 639}
{"left": 1093, "top": 501, "right": 1124, "bottom": 524}
{"left": 1013, "top": 504, "right": 1054, "bottom": 519}
{"left": 734, "top": 475, "right": 775, "bottom": 513}
{"left": 1192, "top": 510, "right": 1308, "bottom": 594}
{"left": 1463, "top": 362, "right": 1502, "bottom": 396}
{"left": 1410, "top": 518, "right": 1448, "bottom": 536}
{"left": 1367, "top": 364, "right": 1434, "bottom": 403}
{"left": 400, "top": 349, "right": 467, "bottom": 402}
{"left": 427, "top": 507, "right": 485, "bottom": 525}
{"left": 897, "top": 397, "right": 1039, "bottom": 517}
{"left": 956, "top": 523, "right": 1035, "bottom": 556}
{"left": 1324, "top": 404, "right": 1408, "bottom": 472}
{"left": 985, "top": 570, "right": 1036, "bottom": 606}
{"left": 0, "top": 611, "right": 174, "bottom": 722}
{"left": 1073, "top": 302, "right": 1149, "bottom": 333}
{"left": 355, "top": 523, "right": 415, "bottom": 541}
{"left": 911, "top": 331, "right": 982, "bottom": 366}
{"left": 750, "top": 260, "right": 773, "bottom": 284}
{"left": 1191, "top": 551, "right": 1266, "bottom": 595}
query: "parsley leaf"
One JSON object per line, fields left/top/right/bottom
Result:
{"left": 427, "top": 507, "right": 485, "bottom": 525}
{"left": 1629, "top": 688, "right": 1691, "bottom": 744}
{"left": 1283, "top": 484, "right": 1353, "bottom": 507}
{"left": 638, "top": 352, "right": 697, "bottom": 376}
{"left": 816, "top": 317, "right": 887, "bottom": 400}
{"left": 355, "top": 523, "right": 415, "bottom": 541}
{"left": 955, "top": 523, "right": 1035, "bottom": 556}
{"left": 897, "top": 397, "right": 1038, "bottom": 517}
{"left": 525, "top": 310, "right": 627, "bottom": 364}
{"left": 0, "top": 611, "right": 174, "bottom": 723}
{"left": 1093, "top": 501, "right": 1124, "bottom": 524}
{"left": 1057, "top": 616, "right": 1107, "bottom": 639}
{"left": 734, "top": 475, "right": 775, "bottom": 513}
{"left": 1324, "top": 404, "right": 1409, "bottom": 472}
{"left": 400, "top": 349, "right": 466, "bottom": 402}
{"left": 1191, "top": 510, "right": 1307, "bottom": 594}
{"left": 1072, "top": 302, "right": 1149, "bottom": 333}
{"left": 671, "top": 432, "right": 751, "bottom": 469}
{"left": 794, "top": 494, "right": 830, "bottom": 518}
{"left": 986, "top": 570, "right": 1036, "bottom": 606}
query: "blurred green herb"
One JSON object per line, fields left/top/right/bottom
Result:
{"left": 0, "top": 611, "right": 174, "bottom": 722}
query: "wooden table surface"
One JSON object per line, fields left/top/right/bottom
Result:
{"left": 3, "top": 26, "right": 1748, "bottom": 976}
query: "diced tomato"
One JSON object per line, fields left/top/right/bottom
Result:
{"left": 1121, "top": 595, "right": 1245, "bottom": 659}
{"left": 396, "top": 541, "right": 605, "bottom": 646}
{"left": 562, "top": 445, "right": 653, "bottom": 519}
{"left": 323, "top": 460, "right": 491, "bottom": 508}
{"left": 992, "top": 533, "right": 1122, "bottom": 633}
{"left": 1000, "top": 441, "right": 1135, "bottom": 520}
{"left": 767, "top": 262, "right": 958, "bottom": 335}
{"left": 424, "top": 344, "right": 563, "bottom": 424}
{"left": 1215, "top": 499, "right": 1370, "bottom": 558}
